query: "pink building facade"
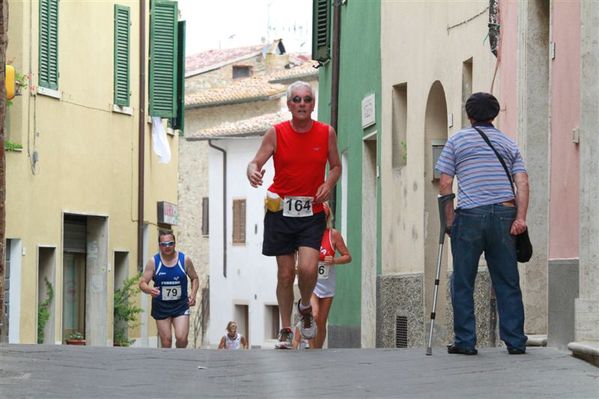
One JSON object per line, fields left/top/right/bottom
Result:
{"left": 497, "top": 0, "right": 597, "bottom": 365}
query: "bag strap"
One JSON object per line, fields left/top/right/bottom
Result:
{"left": 472, "top": 126, "right": 516, "bottom": 196}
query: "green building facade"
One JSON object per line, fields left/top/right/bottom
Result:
{"left": 315, "top": 0, "right": 381, "bottom": 348}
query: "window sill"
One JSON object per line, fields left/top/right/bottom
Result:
{"left": 147, "top": 116, "right": 177, "bottom": 136}
{"left": 112, "top": 104, "right": 133, "bottom": 115}
{"left": 37, "top": 86, "right": 61, "bottom": 99}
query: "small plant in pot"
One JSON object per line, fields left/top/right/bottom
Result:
{"left": 66, "top": 331, "right": 86, "bottom": 345}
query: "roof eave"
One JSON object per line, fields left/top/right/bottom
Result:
{"left": 186, "top": 131, "right": 266, "bottom": 141}
{"left": 185, "top": 92, "right": 284, "bottom": 110}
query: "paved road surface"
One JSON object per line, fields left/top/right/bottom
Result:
{"left": 1, "top": 344, "right": 597, "bottom": 398}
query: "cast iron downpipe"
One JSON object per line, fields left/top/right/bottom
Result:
{"left": 329, "top": 0, "right": 342, "bottom": 218}
{"left": 208, "top": 140, "right": 227, "bottom": 278}
{"left": 137, "top": 0, "right": 146, "bottom": 272}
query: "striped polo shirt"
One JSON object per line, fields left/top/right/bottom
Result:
{"left": 435, "top": 123, "right": 526, "bottom": 209}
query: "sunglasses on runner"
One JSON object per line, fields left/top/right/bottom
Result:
{"left": 291, "top": 96, "right": 313, "bottom": 104}
{"left": 159, "top": 241, "right": 175, "bottom": 247}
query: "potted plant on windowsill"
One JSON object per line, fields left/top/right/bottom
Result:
{"left": 66, "top": 331, "right": 86, "bottom": 346}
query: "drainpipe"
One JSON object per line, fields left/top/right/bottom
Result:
{"left": 137, "top": 0, "right": 146, "bottom": 272}
{"left": 487, "top": 0, "right": 499, "bottom": 346}
{"left": 329, "top": 0, "right": 342, "bottom": 223}
{"left": 208, "top": 140, "right": 227, "bottom": 278}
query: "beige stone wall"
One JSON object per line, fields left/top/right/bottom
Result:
{"left": 177, "top": 139, "right": 210, "bottom": 347}
{"left": 5, "top": 0, "right": 178, "bottom": 344}
{"left": 380, "top": 2, "right": 497, "bottom": 275}
{"left": 186, "top": 54, "right": 266, "bottom": 91}
{"left": 379, "top": 2, "right": 498, "bottom": 343}
{"left": 186, "top": 101, "right": 282, "bottom": 132}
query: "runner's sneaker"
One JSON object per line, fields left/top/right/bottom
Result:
{"left": 274, "top": 327, "right": 294, "bottom": 349}
{"left": 297, "top": 300, "right": 317, "bottom": 339}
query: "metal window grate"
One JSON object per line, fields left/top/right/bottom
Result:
{"left": 396, "top": 315, "right": 408, "bottom": 348}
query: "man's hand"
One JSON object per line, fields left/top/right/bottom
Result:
{"left": 314, "top": 182, "right": 331, "bottom": 203}
{"left": 147, "top": 287, "right": 160, "bottom": 298}
{"left": 188, "top": 295, "right": 196, "bottom": 307}
{"left": 510, "top": 218, "right": 527, "bottom": 235}
{"left": 247, "top": 166, "right": 265, "bottom": 188}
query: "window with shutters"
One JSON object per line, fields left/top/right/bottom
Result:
{"left": 149, "top": 0, "right": 178, "bottom": 117}
{"left": 114, "top": 5, "right": 130, "bottom": 107}
{"left": 232, "top": 199, "right": 246, "bottom": 245}
{"left": 312, "top": 0, "right": 331, "bottom": 64}
{"left": 39, "top": 0, "right": 59, "bottom": 90}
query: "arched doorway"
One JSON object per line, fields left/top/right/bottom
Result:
{"left": 423, "top": 81, "right": 450, "bottom": 346}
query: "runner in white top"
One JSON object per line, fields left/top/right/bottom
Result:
{"left": 294, "top": 203, "right": 351, "bottom": 349}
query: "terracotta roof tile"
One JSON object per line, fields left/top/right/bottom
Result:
{"left": 187, "top": 111, "right": 290, "bottom": 140}
{"left": 185, "top": 78, "right": 286, "bottom": 108}
{"left": 267, "top": 59, "right": 319, "bottom": 83}
{"left": 186, "top": 44, "right": 265, "bottom": 76}
{"left": 185, "top": 56, "right": 317, "bottom": 108}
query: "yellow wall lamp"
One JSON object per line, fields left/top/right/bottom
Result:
{"left": 5, "top": 64, "right": 16, "bottom": 100}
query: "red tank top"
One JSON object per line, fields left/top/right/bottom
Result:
{"left": 319, "top": 228, "right": 335, "bottom": 261}
{"left": 268, "top": 120, "right": 329, "bottom": 214}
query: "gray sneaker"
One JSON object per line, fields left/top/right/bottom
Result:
{"left": 297, "top": 300, "right": 317, "bottom": 339}
{"left": 274, "top": 327, "right": 294, "bottom": 349}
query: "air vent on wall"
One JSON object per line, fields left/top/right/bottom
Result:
{"left": 396, "top": 315, "right": 408, "bottom": 348}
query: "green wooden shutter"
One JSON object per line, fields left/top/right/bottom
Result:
{"left": 114, "top": 5, "right": 130, "bottom": 107}
{"left": 39, "top": 0, "right": 59, "bottom": 90}
{"left": 172, "top": 20, "right": 185, "bottom": 133}
{"left": 149, "top": 0, "right": 178, "bottom": 117}
{"left": 312, "top": 0, "right": 331, "bottom": 63}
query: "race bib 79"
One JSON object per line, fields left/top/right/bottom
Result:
{"left": 162, "top": 285, "right": 182, "bottom": 301}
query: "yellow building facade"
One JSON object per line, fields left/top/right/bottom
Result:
{"left": 5, "top": 0, "right": 184, "bottom": 346}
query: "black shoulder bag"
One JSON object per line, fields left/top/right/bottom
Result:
{"left": 473, "top": 127, "right": 533, "bottom": 263}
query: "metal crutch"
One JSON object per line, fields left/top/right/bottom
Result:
{"left": 426, "top": 193, "right": 455, "bottom": 356}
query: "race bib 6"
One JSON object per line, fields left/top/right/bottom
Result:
{"left": 317, "top": 261, "right": 329, "bottom": 280}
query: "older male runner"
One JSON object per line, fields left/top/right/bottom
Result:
{"left": 247, "top": 81, "right": 341, "bottom": 349}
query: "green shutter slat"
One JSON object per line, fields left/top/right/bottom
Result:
{"left": 39, "top": 0, "right": 48, "bottom": 87}
{"left": 39, "top": 0, "right": 59, "bottom": 89}
{"left": 114, "top": 4, "right": 130, "bottom": 106}
{"left": 149, "top": 0, "right": 178, "bottom": 117}
{"left": 312, "top": 0, "right": 331, "bottom": 63}
{"left": 173, "top": 20, "right": 185, "bottom": 133}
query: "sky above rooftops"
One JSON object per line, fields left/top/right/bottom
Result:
{"left": 179, "top": 0, "right": 313, "bottom": 56}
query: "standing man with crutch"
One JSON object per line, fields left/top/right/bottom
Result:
{"left": 434, "top": 92, "right": 529, "bottom": 356}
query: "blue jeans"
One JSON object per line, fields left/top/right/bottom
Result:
{"left": 450, "top": 204, "right": 527, "bottom": 350}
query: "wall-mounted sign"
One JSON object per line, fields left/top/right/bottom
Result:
{"left": 157, "top": 201, "right": 178, "bottom": 225}
{"left": 361, "top": 94, "right": 376, "bottom": 129}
